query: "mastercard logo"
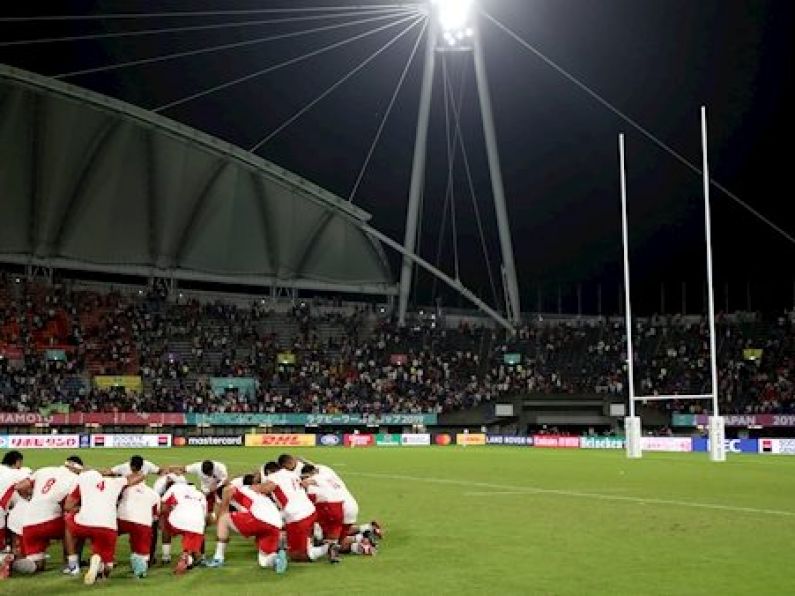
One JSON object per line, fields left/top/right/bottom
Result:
{"left": 435, "top": 434, "right": 452, "bottom": 446}
{"left": 173, "top": 437, "right": 187, "bottom": 447}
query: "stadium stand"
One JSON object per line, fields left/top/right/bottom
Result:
{"left": 0, "top": 273, "right": 793, "bottom": 416}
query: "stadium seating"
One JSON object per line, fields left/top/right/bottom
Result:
{"left": 0, "top": 274, "right": 793, "bottom": 416}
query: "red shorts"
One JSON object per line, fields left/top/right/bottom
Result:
{"left": 163, "top": 518, "right": 204, "bottom": 553}
{"left": 64, "top": 513, "right": 117, "bottom": 564}
{"left": 230, "top": 511, "right": 280, "bottom": 554}
{"left": 22, "top": 517, "right": 65, "bottom": 560}
{"left": 315, "top": 502, "right": 344, "bottom": 540}
{"left": 285, "top": 513, "right": 316, "bottom": 557}
{"left": 118, "top": 520, "right": 152, "bottom": 557}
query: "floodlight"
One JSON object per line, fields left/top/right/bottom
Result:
{"left": 432, "top": 0, "right": 474, "bottom": 33}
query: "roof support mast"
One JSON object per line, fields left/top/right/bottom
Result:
{"left": 398, "top": 0, "right": 521, "bottom": 327}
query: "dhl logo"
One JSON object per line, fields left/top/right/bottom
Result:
{"left": 245, "top": 434, "right": 315, "bottom": 447}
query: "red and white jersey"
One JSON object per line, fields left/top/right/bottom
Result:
{"left": 306, "top": 474, "right": 347, "bottom": 504}
{"left": 111, "top": 460, "right": 160, "bottom": 476}
{"left": 153, "top": 473, "right": 186, "bottom": 497}
{"left": 163, "top": 483, "right": 206, "bottom": 534}
{"left": 266, "top": 469, "right": 315, "bottom": 524}
{"left": 118, "top": 483, "right": 160, "bottom": 526}
{"left": 72, "top": 471, "right": 128, "bottom": 530}
{"left": 0, "top": 466, "right": 30, "bottom": 512}
{"left": 185, "top": 461, "right": 228, "bottom": 493}
{"left": 24, "top": 466, "right": 78, "bottom": 527}
{"left": 232, "top": 485, "right": 283, "bottom": 528}
{"left": 316, "top": 464, "right": 355, "bottom": 503}
{"left": 228, "top": 477, "right": 248, "bottom": 512}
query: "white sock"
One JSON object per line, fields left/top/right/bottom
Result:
{"left": 213, "top": 542, "right": 227, "bottom": 561}
{"left": 67, "top": 554, "right": 79, "bottom": 567}
{"left": 350, "top": 542, "right": 364, "bottom": 555}
{"left": 258, "top": 552, "right": 276, "bottom": 568}
{"left": 308, "top": 544, "right": 329, "bottom": 561}
{"left": 162, "top": 545, "right": 171, "bottom": 558}
{"left": 358, "top": 523, "right": 373, "bottom": 533}
{"left": 313, "top": 523, "right": 323, "bottom": 541}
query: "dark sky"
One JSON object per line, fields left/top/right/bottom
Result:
{"left": 2, "top": 0, "right": 793, "bottom": 316}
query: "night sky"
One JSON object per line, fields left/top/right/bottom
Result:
{"left": 1, "top": 1, "right": 793, "bottom": 316}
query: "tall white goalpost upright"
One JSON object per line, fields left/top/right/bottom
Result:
{"left": 618, "top": 134, "right": 642, "bottom": 459}
{"left": 618, "top": 107, "right": 725, "bottom": 462}
{"left": 701, "top": 106, "right": 726, "bottom": 462}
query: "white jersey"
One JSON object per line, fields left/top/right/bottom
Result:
{"left": 25, "top": 466, "right": 78, "bottom": 527}
{"left": 153, "top": 473, "right": 186, "bottom": 497}
{"left": 111, "top": 460, "right": 160, "bottom": 476}
{"left": 316, "top": 464, "right": 358, "bottom": 523}
{"left": 266, "top": 469, "right": 315, "bottom": 524}
{"left": 118, "top": 483, "right": 160, "bottom": 526}
{"left": 307, "top": 474, "right": 347, "bottom": 504}
{"left": 163, "top": 483, "right": 206, "bottom": 534}
{"left": 6, "top": 495, "right": 29, "bottom": 534}
{"left": 0, "top": 466, "right": 30, "bottom": 513}
{"left": 185, "top": 461, "right": 228, "bottom": 493}
{"left": 73, "top": 471, "right": 128, "bottom": 530}
{"left": 231, "top": 485, "right": 283, "bottom": 528}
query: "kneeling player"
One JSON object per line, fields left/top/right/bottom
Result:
{"left": 160, "top": 479, "right": 206, "bottom": 574}
{"left": 206, "top": 475, "right": 287, "bottom": 573}
{"left": 264, "top": 461, "right": 338, "bottom": 563}
{"left": 117, "top": 480, "right": 160, "bottom": 578}
{"left": 64, "top": 468, "right": 143, "bottom": 584}
{"left": 14, "top": 456, "right": 83, "bottom": 575}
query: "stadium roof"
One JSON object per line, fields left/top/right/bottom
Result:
{"left": 0, "top": 64, "right": 395, "bottom": 295}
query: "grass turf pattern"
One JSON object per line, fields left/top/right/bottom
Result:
{"left": 2, "top": 446, "right": 794, "bottom": 595}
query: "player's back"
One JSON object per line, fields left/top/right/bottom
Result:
{"left": 235, "top": 485, "right": 282, "bottom": 528}
{"left": 118, "top": 482, "right": 160, "bottom": 526}
{"left": 26, "top": 466, "right": 78, "bottom": 525}
{"left": 308, "top": 474, "right": 347, "bottom": 503}
{"left": 74, "top": 470, "right": 127, "bottom": 530}
{"left": 164, "top": 483, "right": 206, "bottom": 533}
{"left": 268, "top": 469, "right": 314, "bottom": 523}
{"left": 0, "top": 466, "right": 29, "bottom": 510}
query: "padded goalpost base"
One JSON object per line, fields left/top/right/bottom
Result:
{"left": 625, "top": 416, "right": 642, "bottom": 459}
{"left": 708, "top": 416, "right": 726, "bottom": 462}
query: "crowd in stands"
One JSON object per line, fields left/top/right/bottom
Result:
{"left": 1, "top": 272, "right": 794, "bottom": 416}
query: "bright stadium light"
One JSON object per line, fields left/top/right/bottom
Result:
{"left": 432, "top": 0, "right": 474, "bottom": 46}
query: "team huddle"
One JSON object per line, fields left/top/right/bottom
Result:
{"left": 0, "top": 450, "right": 381, "bottom": 585}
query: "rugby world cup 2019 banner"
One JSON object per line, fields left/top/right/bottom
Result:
{"left": 245, "top": 434, "right": 316, "bottom": 447}
{"left": 691, "top": 438, "right": 758, "bottom": 454}
{"left": 533, "top": 435, "right": 579, "bottom": 448}
{"left": 90, "top": 434, "right": 172, "bottom": 448}
{"left": 672, "top": 413, "right": 795, "bottom": 428}
{"left": 579, "top": 436, "right": 625, "bottom": 449}
{"left": 486, "top": 435, "right": 534, "bottom": 446}
{"left": 4, "top": 434, "right": 81, "bottom": 449}
{"left": 188, "top": 413, "right": 437, "bottom": 426}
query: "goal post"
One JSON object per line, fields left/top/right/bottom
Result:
{"left": 617, "top": 108, "right": 725, "bottom": 462}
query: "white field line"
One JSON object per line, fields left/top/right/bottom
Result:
{"left": 344, "top": 471, "right": 795, "bottom": 518}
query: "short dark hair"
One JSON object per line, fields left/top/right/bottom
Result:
{"left": 301, "top": 464, "right": 316, "bottom": 477}
{"left": 130, "top": 455, "right": 144, "bottom": 473}
{"left": 66, "top": 455, "right": 84, "bottom": 467}
{"left": 277, "top": 454, "right": 294, "bottom": 469}
{"left": 242, "top": 474, "right": 255, "bottom": 486}
{"left": 263, "top": 461, "right": 279, "bottom": 475}
{"left": 1, "top": 450, "right": 23, "bottom": 467}
{"left": 201, "top": 460, "right": 214, "bottom": 476}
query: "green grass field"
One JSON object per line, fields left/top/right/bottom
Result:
{"left": 2, "top": 446, "right": 794, "bottom": 595}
